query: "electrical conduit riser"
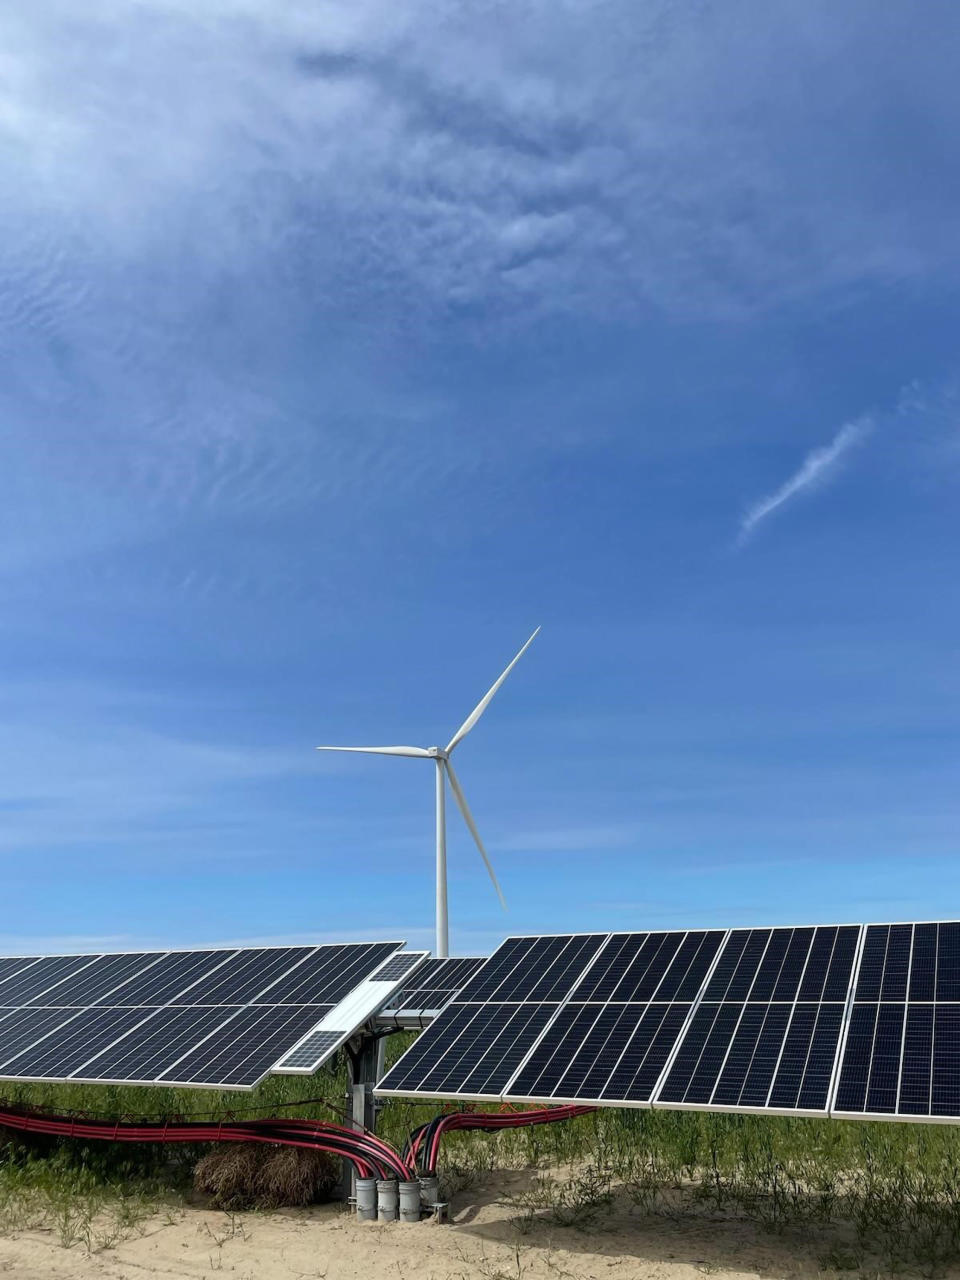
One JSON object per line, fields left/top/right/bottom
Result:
{"left": 377, "top": 1178, "right": 399, "bottom": 1222}
{"left": 398, "top": 1179, "right": 421, "bottom": 1222}
{"left": 418, "top": 1174, "right": 440, "bottom": 1208}
{"left": 355, "top": 1177, "right": 377, "bottom": 1221}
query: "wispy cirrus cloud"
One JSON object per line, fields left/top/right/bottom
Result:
{"left": 738, "top": 417, "right": 874, "bottom": 544}
{"left": 1, "top": 1, "right": 958, "bottom": 591}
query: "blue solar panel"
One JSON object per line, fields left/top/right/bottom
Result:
{"left": 0, "top": 941, "right": 406, "bottom": 1089}
{"left": 833, "top": 922, "right": 960, "bottom": 1121}
{"left": 377, "top": 925, "right": 861, "bottom": 1115}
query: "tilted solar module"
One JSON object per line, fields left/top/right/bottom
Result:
{"left": 375, "top": 925, "right": 869, "bottom": 1114}
{"left": 832, "top": 922, "right": 960, "bottom": 1122}
{"left": 380, "top": 956, "right": 486, "bottom": 1020}
{"left": 377, "top": 931, "right": 728, "bottom": 1105}
{"left": 508, "top": 930, "right": 726, "bottom": 1105}
{"left": 271, "top": 951, "right": 428, "bottom": 1076}
{"left": 655, "top": 925, "right": 860, "bottom": 1116}
{"left": 0, "top": 941, "right": 413, "bottom": 1090}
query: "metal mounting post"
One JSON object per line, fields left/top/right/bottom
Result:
{"left": 341, "top": 1029, "right": 381, "bottom": 1201}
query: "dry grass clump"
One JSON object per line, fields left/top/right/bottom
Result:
{"left": 193, "top": 1144, "right": 339, "bottom": 1210}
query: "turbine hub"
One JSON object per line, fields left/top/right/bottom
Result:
{"left": 427, "top": 746, "right": 448, "bottom": 759}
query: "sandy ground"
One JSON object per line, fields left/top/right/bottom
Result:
{"left": 0, "top": 1173, "right": 886, "bottom": 1280}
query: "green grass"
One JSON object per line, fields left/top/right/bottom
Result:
{"left": 5, "top": 1045, "right": 960, "bottom": 1273}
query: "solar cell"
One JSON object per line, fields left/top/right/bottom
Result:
{"left": 832, "top": 922, "right": 960, "bottom": 1121}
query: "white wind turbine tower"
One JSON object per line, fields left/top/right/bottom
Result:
{"left": 317, "top": 628, "right": 539, "bottom": 957}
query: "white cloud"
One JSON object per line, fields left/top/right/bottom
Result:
{"left": 738, "top": 418, "right": 873, "bottom": 543}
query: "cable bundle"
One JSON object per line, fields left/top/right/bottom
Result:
{"left": 0, "top": 1106, "right": 413, "bottom": 1181}
{"left": 406, "top": 1104, "right": 597, "bottom": 1175}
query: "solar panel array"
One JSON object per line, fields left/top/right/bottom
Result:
{"left": 12, "top": 919, "right": 960, "bottom": 1123}
{"left": 378, "top": 923, "right": 960, "bottom": 1123}
{"left": 0, "top": 942, "right": 408, "bottom": 1090}
{"left": 378, "top": 931, "right": 731, "bottom": 1105}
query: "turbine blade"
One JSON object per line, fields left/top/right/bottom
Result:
{"left": 444, "top": 759, "right": 507, "bottom": 911}
{"left": 315, "top": 746, "right": 432, "bottom": 757}
{"left": 446, "top": 627, "right": 540, "bottom": 753}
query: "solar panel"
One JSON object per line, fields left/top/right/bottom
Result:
{"left": 70, "top": 1007, "right": 245, "bottom": 1085}
{"left": 0, "top": 941, "right": 408, "bottom": 1090}
{"left": 656, "top": 926, "right": 860, "bottom": 1116}
{"left": 832, "top": 922, "right": 960, "bottom": 1121}
{"left": 89, "top": 950, "right": 238, "bottom": 1006}
{"left": 273, "top": 951, "right": 429, "bottom": 1075}
{"left": 159, "top": 1005, "right": 332, "bottom": 1088}
{"left": 509, "top": 931, "right": 725, "bottom": 1105}
{"left": 377, "top": 931, "right": 727, "bottom": 1104}
{"left": 27, "top": 952, "right": 166, "bottom": 1006}
{"left": 0, "top": 955, "right": 103, "bottom": 1005}
{"left": 379, "top": 956, "right": 486, "bottom": 1020}
{"left": 376, "top": 926, "right": 862, "bottom": 1114}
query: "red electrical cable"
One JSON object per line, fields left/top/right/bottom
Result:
{"left": 416, "top": 1105, "right": 597, "bottom": 1174}
{"left": 0, "top": 1107, "right": 414, "bottom": 1181}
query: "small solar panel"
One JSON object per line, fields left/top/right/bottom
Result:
{"left": 275, "top": 1030, "right": 342, "bottom": 1071}
{"left": 373, "top": 954, "right": 425, "bottom": 982}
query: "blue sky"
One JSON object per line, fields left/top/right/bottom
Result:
{"left": 1, "top": 1, "right": 959, "bottom": 957}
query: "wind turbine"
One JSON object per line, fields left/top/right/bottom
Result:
{"left": 317, "top": 628, "right": 539, "bottom": 957}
